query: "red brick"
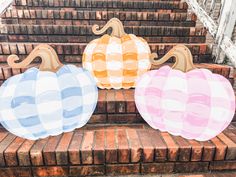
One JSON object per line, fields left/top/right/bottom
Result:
{"left": 93, "top": 129, "right": 105, "bottom": 164}
{"left": 149, "top": 130, "right": 167, "bottom": 162}
{"left": 126, "top": 129, "right": 142, "bottom": 162}
{"left": 0, "top": 167, "right": 32, "bottom": 177}
{"left": 115, "top": 90, "right": 126, "bottom": 113}
{"left": 210, "top": 161, "right": 236, "bottom": 171}
{"left": 106, "top": 164, "right": 140, "bottom": 175}
{"left": 89, "top": 114, "right": 107, "bottom": 124}
{"left": 69, "top": 165, "right": 105, "bottom": 176}
{"left": 141, "top": 162, "right": 174, "bottom": 174}
{"left": 107, "top": 114, "right": 140, "bottom": 123}
{"left": 174, "top": 162, "right": 209, "bottom": 173}
{"left": 2, "top": 67, "right": 12, "bottom": 80}
{"left": 161, "top": 132, "right": 179, "bottom": 161}
{"left": 17, "top": 140, "right": 35, "bottom": 166}
{"left": 0, "top": 134, "right": 16, "bottom": 166}
{"left": 68, "top": 129, "right": 83, "bottom": 165}
{"left": 106, "top": 90, "right": 116, "bottom": 113}
{"left": 30, "top": 138, "right": 49, "bottom": 166}
{"left": 32, "top": 166, "right": 68, "bottom": 177}
{"left": 123, "top": 89, "right": 136, "bottom": 113}
{"left": 137, "top": 129, "right": 154, "bottom": 162}
{"left": 200, "top": 140, "right": 215, "bottom": 161}
{"left": 105, "top": 129, "right": 117, "bottom": 163}
{"left": 81, "top": 130, "right": 94, "bottom": 164}
{"left": 4, "top": 137, "right": 25, "bottom": 166}
{"left": 55, "top": 132, "right": 73, "bottom": 165}
{"left": 217, "top": 133, "right": 236, "bottom": 160}
{"left": 43, "top": 135, "right": 62, "bottom": 165}
{"left": 188, "top": 140, "right": 203, "bottom": 161}
{"left": 211, "top": 137, "right": 227, "bottom": 160}
{"left": 173, "top": 135, "right": 191, "bottom": 161}
{"left": 117, "top": 129, "right": 129, "bottom": 163}
{"left": 96, "top": 90, "right": 107, "bottom": 113}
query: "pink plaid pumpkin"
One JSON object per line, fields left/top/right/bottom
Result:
{"left": 135, "top": 45, "right": 235, "bottom": 141}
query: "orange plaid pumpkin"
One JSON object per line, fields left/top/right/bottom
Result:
{"left": 82, "top": 18, "right": 155, "bottom": 89}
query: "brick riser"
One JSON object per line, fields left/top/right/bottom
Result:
{"left": 1, "top": 9, "right": 196, "bottom": 27}
{"left": 0, "top": 123, "right": 236, "bottom": 176}
{"left": 12, "top": 0, "right": 188, "bottom": 12}
{"left": 0, "top": 25, "right": 207, "bottom": 44}
{"left": 0, "top": 43, "right": 213, "bottom": 64}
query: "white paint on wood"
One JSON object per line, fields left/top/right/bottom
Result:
{"left": 186, "top": 0, "right": 236, "bottom": 67}
{"left": 0, "top": 0, "right": 13, "bottom": 15}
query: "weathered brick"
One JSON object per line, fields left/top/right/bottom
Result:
{"left": 30, "top": 138, "right": 49, "bottom": 166}
{"left": 70, "top": 165, "right": 105, "bottom": 176}
{"left": 142, "top": 163, "right": 174, "bottom": 174}
{"left": 81, "top": 130, "right": 94, "bottom": 164}
{"left": 217, "top": 133, "right": 236, "bottom": 160}
{"left": 161, "top": 132, "right": 179, "bottom": 161}
{"left": 188, "top": 140, "right": 203, "bottom": 161}
{"left": 105, "top": 129, "right": 117, "bottom": 163}
{"left": 173, "top": 136, "right": 191, "bottom": 161}
{"left": 93, "top": 129, "right": 105, "bottom": 164}
{"left": 4, "top": 137, "right": 25, "bottom": 166}
{"left": 107, "top": 90, "right": 116, "bottom": 113}
{"left": 138, "top": 129, "right": 154, "bottom": 162}
{"left": 126, "top": 129, "right": 142, "bottom": 162}
{"left": 106, "top": 164, "right": 139, "bottom": 175}
{"left": 174, "top": 162, "right": 209, "bottom": 173}
{"left": 32, "top": 166, "right": 68, "bottom": 177}
{"left": 211, "top": 137, "right": 227, "bottom": 161}
{"left": 43, "top": 135, "right": 62, "bottom": 165}
{"left": 17, "top": 140, "right": 35, "bottom": 166}
{"left": 0, "top": 134, "right": 16, "bottom": 166}
{"left": 149, "top": 130, "right": 167, "bottom": 162}
{"left": 68, "top": 129, "right": 83, "bottom": 165}
{"left": 117, "top": 129, "right": 130, "bottom": 163}
{"left": 200, "top": 140, "right": 215, "bottom": 161}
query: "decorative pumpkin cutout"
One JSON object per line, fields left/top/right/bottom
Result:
{"left": 0, "top": 44, "right": 98, "bottom": 140}
{"left": 135, "top": 45, "right": 235, "bottom": 141}
{"left": 83, "top": 18, "right": 155, "bottom": 89}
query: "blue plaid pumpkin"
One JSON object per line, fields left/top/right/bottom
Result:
{"left": 0, "top": 45, "right": 98, "bottom": 140}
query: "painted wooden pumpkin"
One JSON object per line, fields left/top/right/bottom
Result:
{"left": 83, "top": 18, "right": 155, "bottom": 89}
{"left": 135, "top": 45, "right": 235, "bottom": 141}
{"left": 0, "top": 44, "right": 98, "bottom": 140}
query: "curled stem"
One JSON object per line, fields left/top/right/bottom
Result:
{"left": 92, "top": 18, "right": 126, "bottom": 38}
{"left": 150, "top": 45, "right": 196, "bottom": 72}
{"left": 7, "top": 44, "right": 63, "bottom": 72}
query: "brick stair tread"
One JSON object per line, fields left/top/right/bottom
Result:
{"left": 1, "top": 9, "right": 195, "bottom": 22}
{"left": 0, "top": 123, "right": 236, "bottom": 176}
{"left": 0, "top": 43, "right": 213, "bottom": 63}
{"left": 13, "top": 0, "right": 188, "bottom": 12}
{"left": 0, "top": 25, "right": 207, "bottom": 45}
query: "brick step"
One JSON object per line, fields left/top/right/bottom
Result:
{"left": 0, "top": 63, "right": 234, "bottom": 125}
{"left": 0, "top": 123, "right": 236, "bottom": 176}
{"left": 0, "top": 25, "right": 207, "bottom": 44}
{"left": 1, "top": 9, "right": 196, "bottom": 27}
{"left": 13, "top": 0, "right": 188, "bottom": 12}
{"left": 0, "top": 43, "right": 213, "bottom": 63}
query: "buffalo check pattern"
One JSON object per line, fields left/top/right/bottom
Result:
{"left": 82, "top": 34, "right": 152, "bottom": 89}
{"left": 135, "top": 66, "right": 235, "bottom": 141}
{"left": 0, "top": 65, "right": 98, "bottom": 140}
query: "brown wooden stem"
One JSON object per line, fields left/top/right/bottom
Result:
{"left": 92, "top": 18, "right": 127, "bottom": 38}
{"left": 150, "top": 45, "right": 196, "bottom": 72}
{"left": 7, "top": 44, "right": 63, "bottom": 72}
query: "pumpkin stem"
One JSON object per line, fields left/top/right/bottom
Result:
{"left": 92, "top": 18, "right": 126, "bottom": 38}
{"left": 150, "top": 45, "right": 196, "bottom": 72}
{"left": 7, "top": 44, "right": 63, "bottom": 72}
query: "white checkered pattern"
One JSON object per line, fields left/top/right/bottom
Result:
{"left": 0, "top": 65, "right": 98, "bottom": 140}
